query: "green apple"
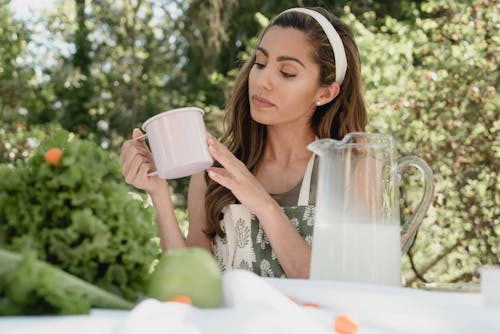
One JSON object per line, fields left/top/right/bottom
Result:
{"left": 147, "top": 247, "right": 223, "bottom": 308}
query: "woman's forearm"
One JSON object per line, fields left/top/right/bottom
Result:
{"left": 150, "top": 187, "right": 186, "bottom": 251}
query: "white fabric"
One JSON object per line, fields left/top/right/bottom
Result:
{"left": 297, "top": 153, "right": 315, "bottom": 206}
{"left": 1, "top": 271, "right": 498, "bottom": 334}
{"left": 282, "top": 8, "right": 348, "bottom": 85}
{"left": 214, "top": 204, "right": 255, "bottom": 271}
{"left": 0, "top": 309, "right": 126, "bottom": 334}
{"left": 266, "top": 276, "right": 500, "bottom": 334}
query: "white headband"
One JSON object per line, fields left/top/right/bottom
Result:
{"left": 282, "top": 8, "right": 347, "bottom": 85}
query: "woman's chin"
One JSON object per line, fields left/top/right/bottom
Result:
{"left": 249, "top": 110, "right": 275, "bottom": 126}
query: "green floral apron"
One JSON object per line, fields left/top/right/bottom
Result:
{"left": 212, "top": 155, "right": 315, "bottom": 278}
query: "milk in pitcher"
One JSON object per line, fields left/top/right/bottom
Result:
{"left": 310, "top": 220, "right": 401, "bottom": 286}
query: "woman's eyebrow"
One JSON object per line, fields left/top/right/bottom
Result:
{"left": 256, "top": 46, "right": 306, "bottom": 68}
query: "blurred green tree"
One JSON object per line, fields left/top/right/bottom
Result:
{"left": 344, "top": 0, "right": 499, "bottom": 284}
{"left": 58, "top": 0, "right": 94, "bottom": 134}
{"left": 1, "top": 0, "right": 497, "bottom": 284}
{"left": 0, "top": 0, "right": 33, "bottom": 123}
{"left": 0, "top": 0, "right": 45, "bottom": 165}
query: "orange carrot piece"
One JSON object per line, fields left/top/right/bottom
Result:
{"left": 334, "top": 314, "right": 359, "bottom": 334}
{"left": 168, "top": 295, "right": 192, "bottom": 305}
{"left": 302, "top": 302, "right": 321, "bottom": 308}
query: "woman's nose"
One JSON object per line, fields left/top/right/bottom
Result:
{"left": 256, "top": 67, "right": 273, "bottom": 91}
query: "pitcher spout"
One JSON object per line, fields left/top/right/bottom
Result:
{"left": 307, "top": 138, "right": 340, "bottom": 156}
{"left": 307, "top": 133, "right": 368, "bottom": 155}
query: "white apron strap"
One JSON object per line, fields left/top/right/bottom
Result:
{"left": 297, "top": 153, "right": 315, "bottom": 206}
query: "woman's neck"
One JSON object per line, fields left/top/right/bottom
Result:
{"left": 263, "top": 125, "right": 315, "bottom": 167}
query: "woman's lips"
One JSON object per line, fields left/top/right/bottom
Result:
{"left": 252, "top": 95, "right": 275, "bottom": 108}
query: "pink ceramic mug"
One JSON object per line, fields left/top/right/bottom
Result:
{"left": 136, "top": 107, "right": 213, "bottom": 179}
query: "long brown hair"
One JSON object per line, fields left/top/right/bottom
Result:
{"left": 205, "top": 7, "right": 366, "bottom": 237}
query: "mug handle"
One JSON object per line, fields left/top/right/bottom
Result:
{"left": 398, "top": 156, "right": 434, "bottom": 254}
{"left": 134, "top": 134, "right": 147, "bottom": 141}
{"left": 133, "top": 134, "right": 159, "bottom": 177}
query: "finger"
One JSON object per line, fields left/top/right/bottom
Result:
{"left": 207, "top": 136, "right": 241, "bottom": 170}
{"left": 121, "top": 142, "right": 151, "bottom": 168}
{"left": 132, "top": 128, "right": 148, "bottom": 149}
{"left": 207, "top": 167, "right": 234, "bottom": 189}
{"left": 205, "top": 131, "right": 216, "bottom": 144}
{"left": 136, "top": 162, "right": 155, "bottom": 183}
{"left": 122, "top": 151, "right": 151, "bottom": 182}
{"left": 120, "top": 134, "right": 148, "bottom": 165}
{"left": 125, "top": 158, "right": 155, "bottom": 186}
{"left": 133, "top": 128, "right": 144, "bottom": 140}
{"left": 120, "top": 141, "right": 132, "bottom": 165}
{"left": 123, "top": 157, "right": 143, "bottom": 184}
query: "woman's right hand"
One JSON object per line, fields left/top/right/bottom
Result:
{"left": 120, "top": 128, "right": 167, "bottom": 195}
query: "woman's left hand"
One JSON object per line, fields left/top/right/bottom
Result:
{"left": 207, "top": 134, "right": 311, "bottom": 278}
{"left": 206, "top": 134, "right": 274, "bottom": 215}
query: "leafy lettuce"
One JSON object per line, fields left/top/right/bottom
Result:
{"left": 0, "top": 129, "right": 159, "bottom": 314}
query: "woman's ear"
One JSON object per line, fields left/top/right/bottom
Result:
{"left": 316, "top": 82, "right": 340, "bottom": 106}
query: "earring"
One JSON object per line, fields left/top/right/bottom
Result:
{"left": 316, "top": 101, "right": 321, "bottom": 106}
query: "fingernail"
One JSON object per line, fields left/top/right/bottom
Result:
{"left": 208, "top": 170, "right": 216, "bottom": 178}
{"left": 132, "top": 128, "right": 142, "bottom": 139}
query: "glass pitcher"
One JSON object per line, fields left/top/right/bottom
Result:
{"left": 308, "top": 132, "right": 434, "bottom": 285}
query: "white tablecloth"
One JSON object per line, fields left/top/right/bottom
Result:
{"left": 1, "top": 270, "right": 499, "bottom": 334}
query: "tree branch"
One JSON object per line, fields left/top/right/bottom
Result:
{"left": 405, "top": 238, "right": 462, "bottom": 286}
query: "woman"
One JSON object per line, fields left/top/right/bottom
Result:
{"left": 120, "top": 7, "right": 366, "bottom": 278}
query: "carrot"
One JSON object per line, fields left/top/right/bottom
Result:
{"left": 44, "top": 148, "right": 63, "bottom": 166}
{"left": 302, "top": 302, "right": 321, "bottom": 308}
{"left": 334, "top": 314, "right": 358, "bottom": 334}
{"left": 168, "top": 295, "right": 192, "bottom": 305}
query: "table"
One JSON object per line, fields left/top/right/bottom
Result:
{"left": 1, "top": 270, "right": 499, "bottom": 334}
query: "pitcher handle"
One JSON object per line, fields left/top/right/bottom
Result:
{"left": 397, "top": 156, "right": 434, "bottom": 254}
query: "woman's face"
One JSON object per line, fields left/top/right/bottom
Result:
{"left": 248, "top": 26, "right": 322, "bottom": 127}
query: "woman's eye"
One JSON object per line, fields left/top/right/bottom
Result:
{"left": 281, "top": 71, "right": 296, "bottom": 78}
{"left": 254, "top": 62, "right": 265, "bottom": 69}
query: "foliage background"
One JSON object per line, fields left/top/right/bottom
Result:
{"left": 0, "top": 0, "right": 498, "bottom": 286}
